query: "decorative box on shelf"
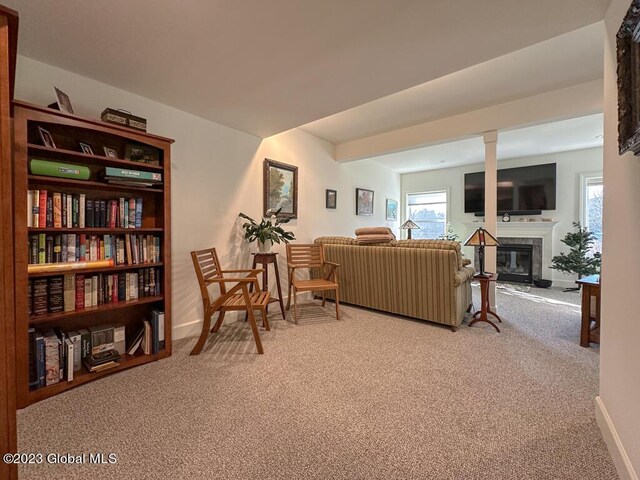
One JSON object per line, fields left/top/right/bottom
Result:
{"left": 101, "top": 108, "right": 147, "bottom": 132}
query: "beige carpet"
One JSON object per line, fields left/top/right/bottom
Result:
{"left": 17, "top": 286, "right": 617, "bottom": 479}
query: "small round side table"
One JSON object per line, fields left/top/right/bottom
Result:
{"left": 248, "top": 252, "right": 286, "bottom": 319}
{"left": 469, "top": 272, "right": 502, "bottom": 332}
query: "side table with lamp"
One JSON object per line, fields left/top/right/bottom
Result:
{"left": 464, "top": 227, "right": 503, "bottom": 332}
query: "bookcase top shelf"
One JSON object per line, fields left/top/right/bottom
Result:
{"left": 27, "top": 144, "right": 165, "bottom": 172}
{"left": 14, "top": 100, "right": 175, "bottom": 144}
{"left": 28, "top": 261, "right": 164, "bottom": 278}
{"left": 28, "top": 175, "right": 164, "bottom": 193}
{"left": 29, "top": 295, "right": 164, "bottom": 324}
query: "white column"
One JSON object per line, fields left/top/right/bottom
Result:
{"left": 483, "top": 130, "right": 498, "bottom": 309}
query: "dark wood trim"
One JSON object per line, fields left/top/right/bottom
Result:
{"left": 617, "top": 0, "right": 640, "bottom": 155}
{"left": 0, "top": 6, "right": 18, "bottom": 480}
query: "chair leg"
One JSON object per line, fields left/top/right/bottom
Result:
{"left": 322, "top": 291, "right": 326, "bottom": 307}
{"left": 293, "top": 288, "right": 299, "bottom": 324}
{"left": 211, "top": 311, "right": 226, "bottom": 333}
{"left": 190, "top": 309, "right": 213, "bottom": 356}
{"left": 261, "top": 307, "right": 270, "bottom": 331}
{"left": 335, "top": 288, "right": 340, "bottom": 320}
{"left": 241, "top": 286, "right": 264, "bottom": 354}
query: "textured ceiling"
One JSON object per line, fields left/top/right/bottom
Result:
{"left": 5, "top": 0, "right": 611, "bottom": 137}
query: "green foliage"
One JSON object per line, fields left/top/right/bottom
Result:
{"left": 238, "top": 208, "right": 296, "bottom": 245}
{"left": 550, "top": 222, "right": 601, "bottom": 280}
{"left": 438, "top": 223, "right": 459, "bottom": 241}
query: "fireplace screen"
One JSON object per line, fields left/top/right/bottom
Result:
{"left": 496, "top": 244, "right": 534, "bottom": 284}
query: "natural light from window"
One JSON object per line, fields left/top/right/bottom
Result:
{"left": 406, "top": 191, "right": 447, "bottom": 239}
{"left": 583, "top": 175, "right": 603, "bottom": 255}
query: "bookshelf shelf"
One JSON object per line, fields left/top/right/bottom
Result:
{"left": 28, "top": 261, "right": 164, "bottom": 278}
{"left": 14, "top": 102, "right": 173, "bottom": 408}
{"left": 25, "top": 350, "right": 170, "bottom": 406}
{"left": 28, "top": 227, "right": 164, "bottom": 234}
{"left": 27, "top": 144, "right": 164, "bottom": 172}
{"left": 29, "top": 296, "right": 164, "bottom": 324}
{"left": 28, "top": 174, "right": 163, "bottom": 193}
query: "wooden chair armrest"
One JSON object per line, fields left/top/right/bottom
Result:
{"left": 205, "top": 277, "right": 255, "bottom": 284}
{"left": 324, "top": 261, "right": 340, "bottom": 268}
{"left": 222, "top": 268, "right": 264, "bottom": 275}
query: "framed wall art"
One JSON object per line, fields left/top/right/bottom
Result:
{"left": 386, "top": 198, "right": 398, "bottom": 220}
{"left": 264, "top": 159, "right": 298, "bottom": 219}
{"left": 356, "top": 188, "right": 374, "bottom": 216}
{"left": 326, "top": 189, "right": 337, "bottom": 209}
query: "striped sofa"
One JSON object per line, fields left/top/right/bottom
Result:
{"left": 313, "top": 236, "right": 475, "bottom": 330}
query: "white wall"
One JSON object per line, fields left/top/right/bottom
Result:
{"left": 597, "top": 2, "right": 640, "bottom": 479}
{"left": 15, "top": 56, "right": 400, "bottom": 340}
{"left": 401, "top": 148, "right": 603, "bottom": 287}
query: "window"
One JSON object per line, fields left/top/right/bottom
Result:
{"left": 581, "top": 174, "right": 603, "bottom": 255}
{"left": 406, "top": 190, "right": 447, "bottom": 239}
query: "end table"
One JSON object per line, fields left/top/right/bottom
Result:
{"left": 247, "top": 252, "right": 286, "bottom": 320}
{"left": 469, "top": 273, "right": 502, "bottom": 332}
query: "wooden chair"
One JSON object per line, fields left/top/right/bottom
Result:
{"left": 190, "top": 247, "right": 271, "bottom": 355}
{"left": 286, "top": 244, "right": 340, "bottom": 324}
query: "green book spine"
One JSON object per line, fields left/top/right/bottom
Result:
{"left": 104, "top": 167, "right": 161, "bottom": 182}
{"left": 30, "top": 159, "right": 90, "bottom": 180}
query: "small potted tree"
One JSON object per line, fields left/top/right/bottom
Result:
{"left": 238, "top": 209, "right": 296, "bottom": 253}
{"left": 551, "top": 222, "right": 601, "bottom": 291}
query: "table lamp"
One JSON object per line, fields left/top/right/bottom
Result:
{"left": 464, "top": 227, "right": 500, "bottom": 277}
{"left": 400, "top": 220, "right": 420, "bottom": 239}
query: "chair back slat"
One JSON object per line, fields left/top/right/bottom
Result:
{"left": 286, "top": 244, "right": 324, "bottom": 268}
{"left": 191, "top": 247, "right": 223, "bottom": 302}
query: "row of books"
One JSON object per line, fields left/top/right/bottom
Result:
{"left": 28, "top": 233, "right": 161, "bottom": 266}
{"left": 28, "top": 268, "right": 162, "bottom": 316}
{"left": 28, "top": 312, "right": 164, "bottom": 390}
{"left": 27, "top": 189, "right": 146, "bottom": 229}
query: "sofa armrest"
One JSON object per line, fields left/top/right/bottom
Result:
{"left": 454, "top": 266, "right": 475, "bottom": 287}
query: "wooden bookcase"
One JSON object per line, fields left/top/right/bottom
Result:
{"left": 12, "top": 101, "right": 173, "bottom": 407}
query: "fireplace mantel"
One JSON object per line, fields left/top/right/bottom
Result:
{"left": 463, "top": 221, "right": 559, "bottom": 281}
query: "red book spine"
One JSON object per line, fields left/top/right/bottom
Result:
{"left": 109, "top": 201, "right": 117, "bottom": 228}
{"left": 75, "top": 274, "right": 85, "bottom": 310}
{"left": 38, "top": 190, "right": 47, "bottom": 228}
{"left": 112, "top": 274, "right": 118, "bottom": 303}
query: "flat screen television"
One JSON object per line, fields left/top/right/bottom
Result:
{"left": 464, "top": 163, "right": 556, "bottom": 215}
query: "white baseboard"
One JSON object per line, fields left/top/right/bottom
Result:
{"left": 595, "top": 396, "right": 638, "bottom": 480}
{"left": 172, "top": 318, "right": 202, "bottom": 341}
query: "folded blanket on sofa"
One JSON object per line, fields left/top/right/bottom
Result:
{"left": 355, "top": 234, "right": 396, "bottom": 245}
{"left": 355, "top": 227, "right": 394, "bottom": 236}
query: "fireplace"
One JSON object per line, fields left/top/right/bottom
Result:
{"left": 496, "top": 244, "right": 533, "bottom": 284}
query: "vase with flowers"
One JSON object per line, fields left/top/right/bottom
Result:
{"left": 238, "top": 209, "right": 296, "bottom": 253}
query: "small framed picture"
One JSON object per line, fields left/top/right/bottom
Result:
{"left": 38, "top": 126, "right": 56, "bottom": 149}
{"left": 79, "top": 142, "right": 94, "bottom": 155}
{"left": 53, "top": 86, "right": 74, "bottom": 114}
{"left": 356, "top": 188, "right": 374, "bottom": 216}
{"left": 103, "top": 146, "right": 118, "bottom": 158}
{"left": 326, "top": 189, "right": 337, "bottom": 209}
{"left": 386, "top": 199, "right": 398, "bottom": 221}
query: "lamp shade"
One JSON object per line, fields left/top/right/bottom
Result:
{"left": 464, "top": 227, "right": 500, "bottom": 247}
{"left": 400, "top": 220, "right": 420, "bottom": 230}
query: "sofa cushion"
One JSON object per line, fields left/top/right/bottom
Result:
{"left": 356, "top": 233, "right": 395, "bottom": 245}
{"left": 314, "top": 236, "right": 356, "bottom": 246}
{"left": 355, "top": 226, "right": 394, "bottom": 236}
